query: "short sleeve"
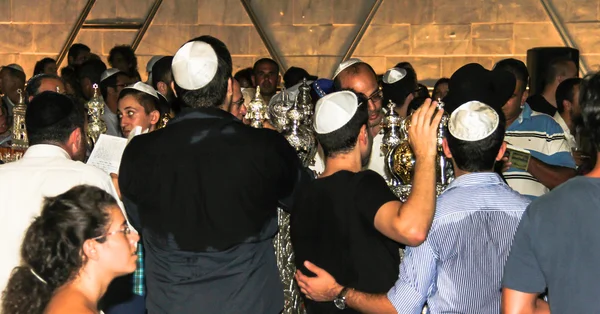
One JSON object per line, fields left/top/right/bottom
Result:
{"left": 531, "top": 118, "right": 576, "bottom": 169}
{"left": 354, "top": 170, "right": 399, "bottom": 224}
{"left": 502, "top": 207, "right": 546, "bottom": 293}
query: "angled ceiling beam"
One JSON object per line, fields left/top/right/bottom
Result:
{"left": 56, "top": 0, "right": 97, "bottom": 66}
{"left": 132, "top": 0, "right": 163, "bottom": 51}
{"left": 341, "top": 0, "right": 384, "bottom": 63}
{"left": 240, "top": 0, "right": 286, "bottom": 73}
{"left": 540, "top": 0, "right": 589, "bottom": 76}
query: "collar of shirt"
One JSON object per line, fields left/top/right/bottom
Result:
{"left": 3, "top": 95, "right": 14, "bottom": 107}
{"left": 22, "top": 144, "right": 71, "bottom": 160}
{"left": 169, "top": 107, "right": 234, "bottom": 125}
{"left": 443, "top": 172, "right": 506, "bottom": 193}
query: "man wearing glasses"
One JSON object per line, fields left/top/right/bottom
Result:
{"left": 332, "top": 59, "right": 387, "bottom": 178}
{"left": 229, "top": 78, "right": 247, "bottom": 122}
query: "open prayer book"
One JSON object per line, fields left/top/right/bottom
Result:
{"left": 86, "top": 126, "right": 147, "bottom": 174}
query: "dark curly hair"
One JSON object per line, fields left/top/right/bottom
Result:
{"left": 1, "top": 185, "right": 117, "bottom": 314}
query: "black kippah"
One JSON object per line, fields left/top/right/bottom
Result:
{"left": 26, "top": 91, "right": 75, "bottom": 131}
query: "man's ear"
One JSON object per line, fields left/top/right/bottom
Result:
{"left": 442, "top": 137, "right": 452, "bottom": 159}
{"left": 520, "top": 89, "right": 529, "bottom": 106}
{"left": 170, "top": 81, "right": 177, "bottom": 98}
{"left": 496, "top": 142, "right": 507, "bottom": 161}
{"left": 563, "top": 100, "right": 572, "bottom": 112}
{"left": 359, "top": 124, "right": 368, "bottom": 145}
{"left": 150, "top": 110, "right": 160, "bottom": 125}
{"left": 251, "top": 74, "right": 256, "bottom": 87}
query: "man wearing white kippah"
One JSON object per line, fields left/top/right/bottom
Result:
{"left": 292, "top": 90, "right": 444, "bottom": 313}
{"left": 332, "top": 59, "right": 389, "bottom": 180}
{"left": 118, "top": 35, "right": 308, "bottom": 314}
{"left": 296, "top": 101, "right": 530, "bottom": 314}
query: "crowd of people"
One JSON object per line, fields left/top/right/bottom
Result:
{"left": 0, "top": 33, "right": 598, "bottom": 314}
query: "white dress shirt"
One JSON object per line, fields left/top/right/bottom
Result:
{"left": 553, "top": 112, "right": 577, "bottom": 150}
{"left": 0, "top": 144, "right": 120, "bottom": 292}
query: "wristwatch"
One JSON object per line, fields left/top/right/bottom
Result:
{"left": 334, "top": 287, "right": 350, "bottom": 310}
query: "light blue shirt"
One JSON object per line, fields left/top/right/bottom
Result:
{"left": 387, "top": 172, "right": 531, "bottom": 313}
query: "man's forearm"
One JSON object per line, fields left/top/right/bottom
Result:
{"left": 345, "top": 290, "right": 397, "bottom": 314}
{"left": 527, "top": 157, "right": 576, "bottom": 189}
{"left": 395, "top": 154, "right": 437, "bottom": 245}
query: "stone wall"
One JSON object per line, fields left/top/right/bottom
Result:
{"left": 0, "top": 0, "right": 599, "bottom": 85}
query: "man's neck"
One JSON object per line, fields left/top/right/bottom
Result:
{"left": 585, "top": 153, "right": 600, "bottom": 178}
{"left": 261, "top": 93, "right": 274, "bottom": 104}
{"left": 560, "top": 111, "right": 575, "bottom": 135}
{"left": 542, "top": 87, "right": 557, "bottom": 107}
{"left": 105, "top": 101, "right": 117, "bottom": 114}
{"left": 320, "top": 152, "right": 363, "bottom": 178}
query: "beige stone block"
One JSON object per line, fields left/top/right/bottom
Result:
{"left": 189, "top": 26, "right": 250, "bottom": 55}
{"left": 87, "top": 0, "right": 117, "bottom": 20}
{"left": 154, "top": 0, "right": 198, "bottom": 25}
{"left": 332, "top": 0, "right": 373, "bottom": 25}
{"left": 249, "top": 0, "right": 293, "bottom": 26}
{"left": 198, "top": 0, "right": 251, "bottom": 25}
{"left": 494, "top": 0, "right": 549, "bottom": 23}
{"left": 269, "top": 25, "right": 356, "bottom": 56}
{"left": 513, "top": 23, "right": 563, "bottom": 55}
{"left": 0, "top": 0, "right": 11, "bottom": 22}
{"left": 117, "top": 0, "right": 153, "bottom": 20}
{"left": 372, "top": 0, "right": 433, "bottom": 25}
{"left": 316, "top": 56, "right": 343, "bottom": 78}
{"left": 0, "top": 25, "right": 33, "bottom": 54}
{"left": 386, "top": 57, "right": 442, "bottom": 82}
{"left": 13, "top": 0, "right": 85, "bottom": 23}
{"left": 471, "top": 23, "right": 514, "bottom": 55}
{"left": 433, "top": 0, "right": 495, "bottom": 24}
{"left": 566, "top": 22, "right": 600, "bottom": 54}
{"left": 353, "top": 56, "right": 386, "bottom": 75}
{"left": 561, "top": 0, "right": 598, "bottom": 22}
{"left": 74, "top": 30, "right": 104, "bottom": 57}
{"left": 411, "top": 24, "right": 471, "bottom": 55}
{"left": 102, "top": 31, "right": 137, "bottom": 56}
{"left": 293, "top": 0, "right": 332, "bottom": 25}
{"left": 582, "top": 55, "right": 600, "bottom": 73}
{"left": 137, "top": 25, "right": 192, "bottom": 55}
{"left": 441, "top": 56, "right": 495, "bottom": 77}
{"left": 0, "top": 54, "right": 20, "bottom": 66}
{"left": 354, "top": 25, "right": 410, "bottom": 56}
{"left": 232, "top": 57, "right": 255, "bottom": 75}
{"left": 248, "top": 28, "right": 270, "bottom": 56}
{"left": 32, "top": 24, "right": 71, "bottom": 54}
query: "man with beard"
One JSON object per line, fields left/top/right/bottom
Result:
{"left": 291, "top": 91, "right": 443, "bottom": 313}
{"left": 229, "top": 78, "right": 247, "bottom": 121}
{"left": 332, "top": 59, "right": 387, "bottom": 178}
{"left": 252, "top": 58, "right": 280, "bottom": 103}
{"left": 554, "top": 78, "right": 582, "bottom": 150}
{"left": 0, "top": 92, "right": 121, "bottom": 293}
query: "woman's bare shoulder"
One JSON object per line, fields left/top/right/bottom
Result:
{"left": 44, "top": 288, "right": 97, "bottom": 314}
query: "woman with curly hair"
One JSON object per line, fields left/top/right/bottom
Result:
{"left": 1, "top": 185, "right": 139, "bottom": 314}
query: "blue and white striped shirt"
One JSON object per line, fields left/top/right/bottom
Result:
{"left": 387, "top": 172, "right": 530, "bottom": 313}
{"left": 504, "top": 103, "right": 576, "bottom": 200}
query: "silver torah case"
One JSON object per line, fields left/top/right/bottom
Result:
{"left": 383, "top": 99, "right": 454, "bottom": 201}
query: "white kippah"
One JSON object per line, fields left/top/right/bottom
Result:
{"left": 123, "top": 82, "right": 159, "bottom": 99}
{"left": 4, "top": 63, "right": 24, "bottom": 74}
{"left": 382, "top": 67, "right": 407, "bottom": 84}
{"left": 100, "top": 68, "right": 122, "bottom": 82}
{"left": 172, "top": 41, "right": 218, "bottom": 90}
{"left": 448, "top": 101, "right": 499, "bottom": 141}
{"left": 313, "top": 91, "right": 359, "bottom": 134}
{"left": 332, "top": 58, "right": 363, "bottom": 79}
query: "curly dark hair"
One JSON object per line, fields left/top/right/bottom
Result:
{"left": 108, "top": 45, "right": 138, "bottom": 74}
{"left": 1, "top": 185, "right": 117, "bottom": 314}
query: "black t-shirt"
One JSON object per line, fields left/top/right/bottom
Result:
{"left": 527, "top": 94, "right": 557, "bottom": 116}
{"left": 291, "top": 170, "right": 400, "bottom": 314}
{"left": 503, "top": 176, "right": 600, "bottom": 313}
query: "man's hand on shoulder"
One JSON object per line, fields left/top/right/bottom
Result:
{"left": 295, "top": 261, "right": 343, "bottom": 302}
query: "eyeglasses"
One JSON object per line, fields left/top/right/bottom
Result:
{"left": 92, "top": 225, "right": 132, "bottom": 241}
{"left": 367, "top": 86, "right": 383, "bottom": 104}
{"left": 232, "top": 97, "right": 245, "bottom": 107}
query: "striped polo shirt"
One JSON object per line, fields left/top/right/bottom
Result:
{"left": 503, "top": 104, "right": 576, "bottom": 199}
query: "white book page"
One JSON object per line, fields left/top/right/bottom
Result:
{"left": 86, "top": 134, "right": 128, "bottom": 175}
